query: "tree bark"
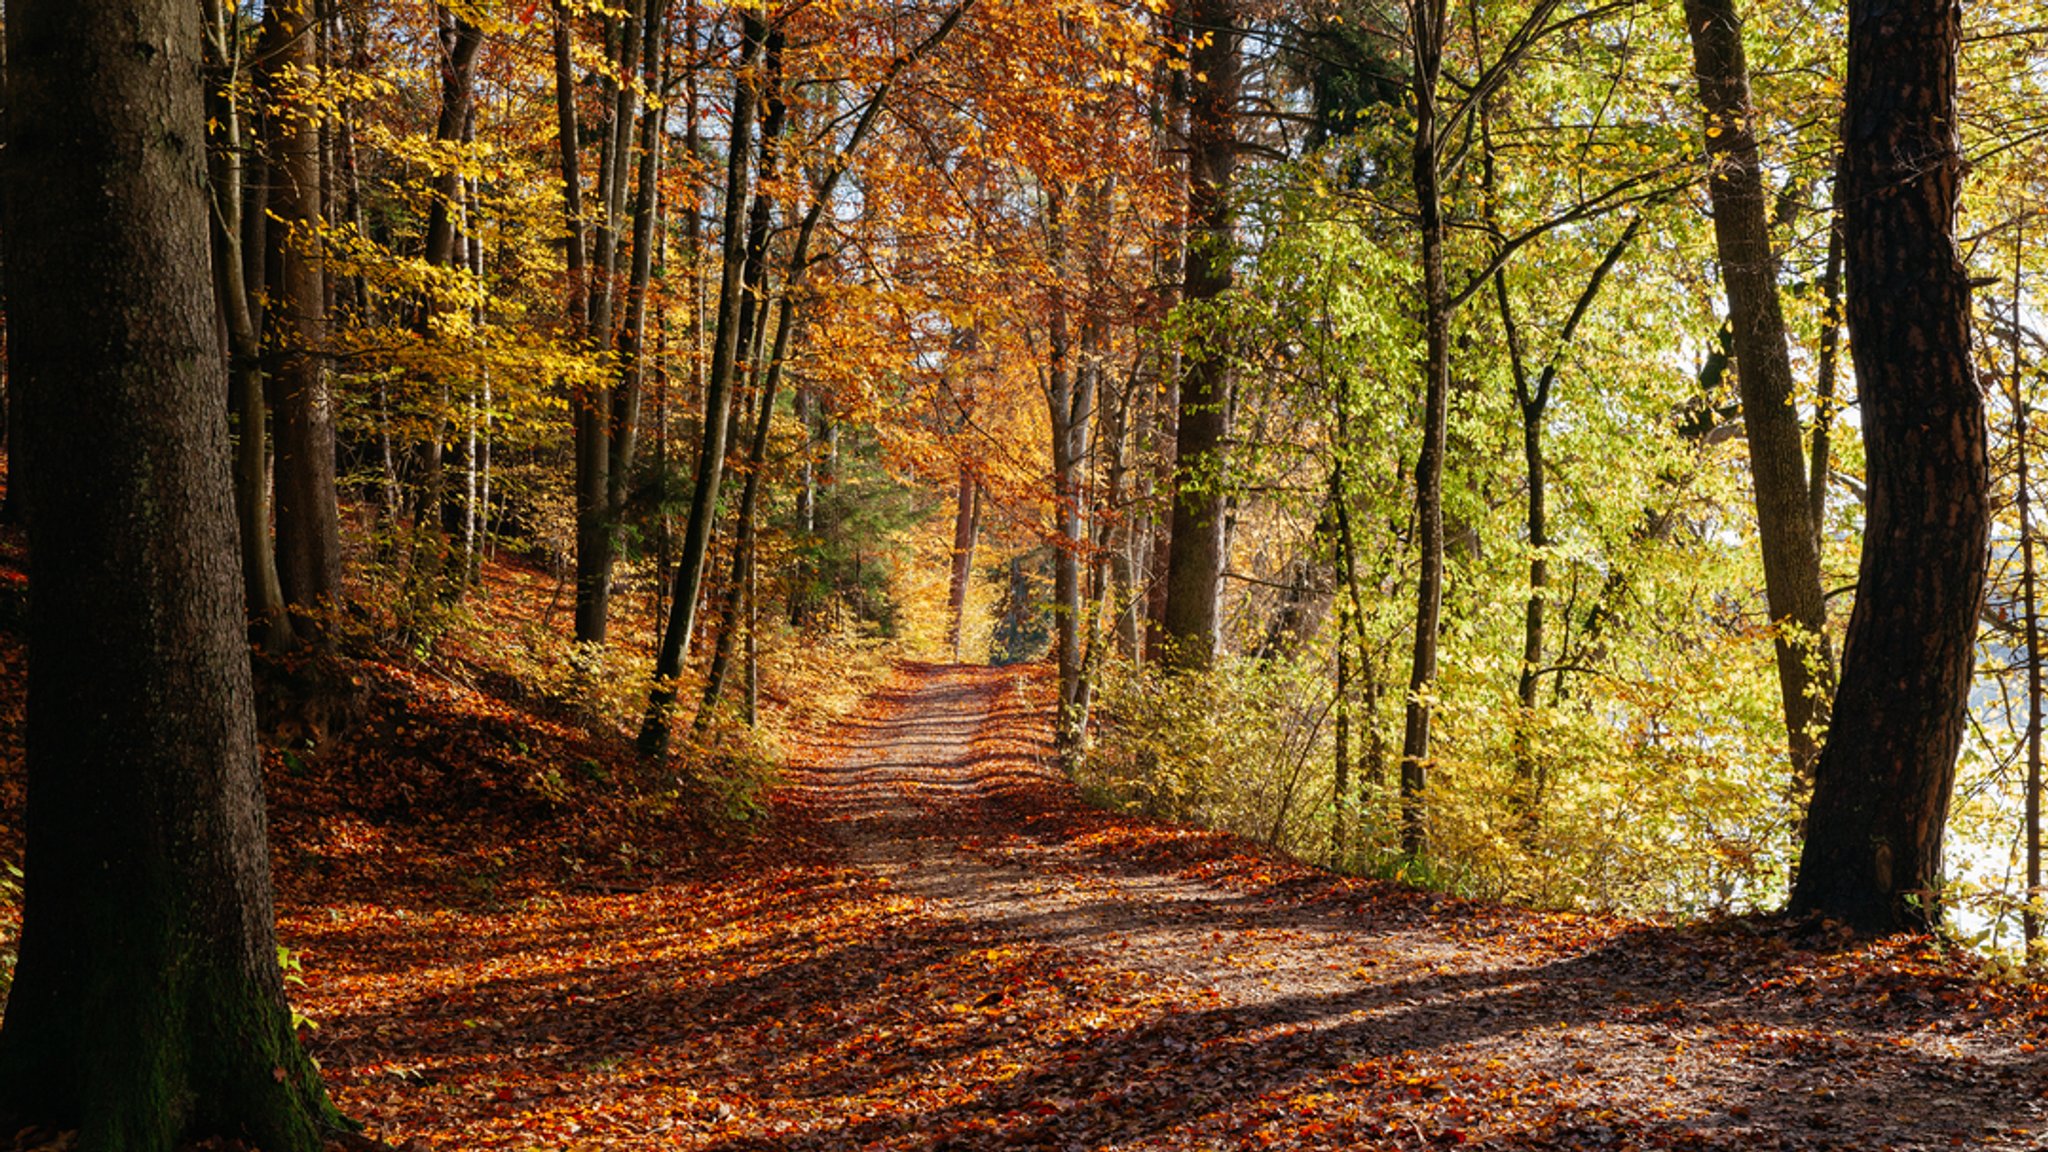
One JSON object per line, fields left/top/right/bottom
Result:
{"left": 1398, "top": 0, "right": 1449, "bottom": 857}
{"left": 262, "top": 0, "right": 344, "bottom": 623}
{"left": 947, "top": 467, "right": 980, "bottom": 659}
{"left": 1684, "top": 0, "right": 1833, "bottom": 792}
{"left": 555, "top": 2, "right": 614, "bottom": 644}
{"left": 0, "top": 0, "right": 339, "bottom": 1143}
{"left": 1158, "top": 0, "right": 1238, "bottom": 671}
{"left": 639, "top": 14, "right": 766, "bottom": 759}
{"left": 697, "top": 293, "right": 796, "bottom": 726}
{"left": 613, "top": 0, "right": 670, "bottom": 528}
{"left": 202, "top": 0, "right": 292, "bottom": 651}
{"left": 1789, "top": 0, "right": 1985, "bottom": 933}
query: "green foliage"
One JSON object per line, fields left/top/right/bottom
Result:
{"left": 782, "top": 423, "right": 936, "bottom": 638}
{"left": 1084, "top": 655, "right": 1355, "bottom": 859}
{"left": 987, "top": 549, "right": 1055, "bottom": 666}
{"left": 678, "top": 719, "right": 784, "bottom": 829}
{"left": 276, "top": 945, "right": 317, "bottom": 1034}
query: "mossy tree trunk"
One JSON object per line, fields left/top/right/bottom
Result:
{"left": 0, "top": 0, "right": 341, "bottom": 1146}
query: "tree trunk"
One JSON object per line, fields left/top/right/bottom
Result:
{"left": 1158, "top": 0, "right": 1238, "bottom": 672}
{"left": 947, "top": 463, "right": 980, "bottom": 659}
{"left": 2013, "top": 310, "right": 2042, "bottom": 953}
{"left": 1494, "top": 213, "right": 1641, "bottom": 809}
{"left": 0, "top": 0, "right": 339, "bottom": 1143}
{"left": 697, "top": 294, "right": 797, "bottom": 725}
{"left": 1398, "top": 0, "right": 1449, "bottom": 857}
{"left": 262, "top": 0, "right": 344, "bottom": 623}
{"left": 1141, "top": 0, "right": 1188, "bottom": 661}
{"left": 612, "top": 0, "right": 670, "bottom": 531}
{"left": 639, "top": 14, "right": 766, "bottom": 759}
{"left": 202, "top": 0, "right": 292, "bottom": 651}
{"left": 1684, "top": 0, "right": 1833, "bottom": 794}
{"left": 557, "top": 2, "right": 610, "bottom": 643}
{"left": 1048, "top": 185, "right": 1085, "bottom": 741}
{"left": 1789, "top": 0, "right": 1985, "bottom": 933}
{"left": 645, "top": 2, "right": 970, "bottom": 752}
{"left": 569, "top": 0, "right": 649, "bottom": 644}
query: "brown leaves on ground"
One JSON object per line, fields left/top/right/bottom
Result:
{"left": 286, "top": 661, "right": 2048, "bottom": 1150}
{"left": 2, "top": 548, "right": 2047, "bottom": 1149}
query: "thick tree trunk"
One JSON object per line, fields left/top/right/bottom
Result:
{"left": 262, "top": 0, "right": 344, "bottom": 622}
{"left": 0, "top": 0, "right": 339, "bottom": 1144}
{"left": 1158, "top": 0, "right": 1238, "bottom": 671}
{"left": 1684, "top": 0, "right": 1833, "bottom": 792}
{"left": 568, "top": 0, "right": 650, "bottom": 643}
{"left": 1789, "top": 0, "right": 1985, "bottom": 933}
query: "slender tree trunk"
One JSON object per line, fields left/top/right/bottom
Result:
{"left": 202, "top": 0, "right": 292, "bottom": 650}
{"left": 647, "top": 1, "right": 972, "bottom": 752}
{"left": 1789, "top": 0, "right": 1986, "bottom": 932}
{"left": 1048, "top": 186, "right": 1085, "bottom": 739}
{"left": 1158, "top": 0, "right": 1238, "bottom": 671}
{"left": 2009, "top": 233, "right": 2042, "bottom": 957}
{"left": 672, "top": 22, "right": 794, "bottom": 734}
{"left": 947, "top": 463, "right": 980, "bottom": 659}
{"left": 698, "top": 294, "right": 796, "bottom": 725}
{"left": 639, "top": 15, "right": 767, "bottom": 759}
{"left": 1142, "top": 0, "right": 1188, "bottom": 659}
{"left": 612, "top": 0, "right": 670, "bottom": 529}
{"left": 557, "top": 2, "right": 612, "bottom": 643}
{"left": 1684, "top": 0, "right": 1833, "bottom": 795}
{"left": 408, "top": 9, "right": 482, "bottom": 591}
{"left": 1494, "top": 213, "right": 1640, "bottom": 808}
{"left": 1809, "top": 174, "right": 1844, "bottom": 536}
{"left": 2020, "top": 380, "right": 2042, "bottom": 955}
{"left": 1333, "top": 604, "right": 1352, "bottom": 868}
{"left": 0, "top": 0, "right": 340, "bottom": 1141}
{"left": 1399, "top": 0, "right": 1449, "bottom": 856}
{"left": 262, "top": 0, "right": 343, "bottom": 623}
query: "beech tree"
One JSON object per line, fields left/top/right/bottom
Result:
{"left": 262, "top": 0, "right": 345, "bottom": 622}
{"left": 1683, "top": 0, "right": 1832, "bottom": 794}
{"left": 0, "top": 0, "right": 340, "bottom": 1144}
{"left": 1790, "top": 0, "right": 1987, "bottom": 932}
{"left": 1158, "top": 0, "right": 1240, "bottom": 671}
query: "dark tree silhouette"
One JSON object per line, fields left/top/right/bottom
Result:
{"left": 0, "top": 0, "right": 341, "bottom": 1145}
{"left": 1791, "top": 0, "right": 1987, "bottom": 932}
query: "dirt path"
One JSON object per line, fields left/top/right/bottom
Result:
{"left": 292, "top": 661, "right": 2048, "bottom": 1151}
{"left": 774, "top": 662, "right": 2048, "bottom": 1151}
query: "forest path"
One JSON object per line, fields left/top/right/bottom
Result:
{"left": 768, "top": 661, "right": 2047, "bottom": 1151}
{"left": 290, "top": 661, "right": 2048, "bottom": 1151}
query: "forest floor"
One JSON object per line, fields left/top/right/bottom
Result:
{"left": 278, "top": 660, "right": 2048, "bottom": 1151}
